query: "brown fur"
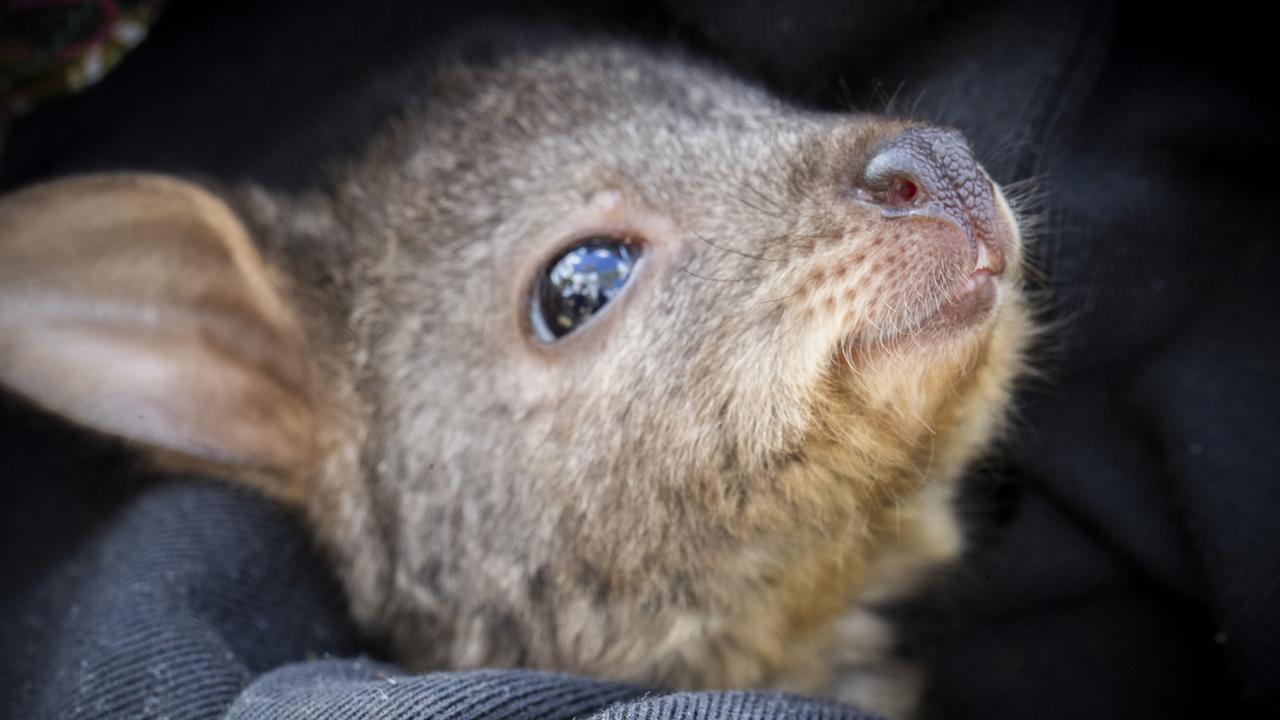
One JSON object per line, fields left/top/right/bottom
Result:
{"left": 0, "top": 41, "right": 1032, "bottom": 717}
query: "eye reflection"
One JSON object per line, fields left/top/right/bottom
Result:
{"left": 532, "top": 238, "right": 638, "bottom": 341}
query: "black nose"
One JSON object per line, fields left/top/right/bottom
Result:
{"left": 862, "top": 126, "right": 996, "bottom": 247}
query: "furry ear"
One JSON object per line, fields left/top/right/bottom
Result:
{"left": 0, "top": 173, "right": 314, "bottom": 472}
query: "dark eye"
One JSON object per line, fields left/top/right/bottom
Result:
{"left": 531, "top": 237, "right": 639, "bottom": 341}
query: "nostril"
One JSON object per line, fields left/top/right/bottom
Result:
{"left": 861, "top": 144, "right": 934, "bottom": 212}
{"left": 887, "top": 176, "right": 919, "bottom": 206}
{"left": 862, "top": 126, "right": 978, "bottom": 207}
{"left": 858, "top": 125, "right": 1004, "bottom": 270}
{"left": 860, "top": 125, "right": 993, "bottom": 233}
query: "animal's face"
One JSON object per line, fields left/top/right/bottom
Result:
{"left": 302, "top": 45, "right": 1030, "bottom": 683}
{"left": 0, "top": 42, "right": 1030, "bottom": 694}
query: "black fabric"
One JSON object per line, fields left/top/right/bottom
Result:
{"left": 0, "top": 478, "right": 356, "bottom": 719}
{"left": 228, "top": 660, "right": 871, "bottom": 719}
{"left": 2, "top": 1, "right": 1278, "bottom": 719}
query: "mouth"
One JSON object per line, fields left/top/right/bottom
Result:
{"left": 911, "top": 233, "right": 1005, "bottom": 338}
{"left": 939, "top": 268, "right": 998, "bottom": 326}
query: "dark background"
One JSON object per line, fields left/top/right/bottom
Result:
{"left": 2, "top": 1, "right": 1278, "bottom": 718}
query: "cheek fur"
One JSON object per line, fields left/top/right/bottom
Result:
{"left": 780, "top": 216, "right": 973, "bottom": 348}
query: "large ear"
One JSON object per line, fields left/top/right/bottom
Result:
{"left": 0, "top": 173, "right": 314, "bottom": 471}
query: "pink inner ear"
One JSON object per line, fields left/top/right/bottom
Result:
{"left": 0, "top": 172, "right": 316, "bottom": 472}
{"left": 3, "top": 309, "right": 313, "bottom": 469}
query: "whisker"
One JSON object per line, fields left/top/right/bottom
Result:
{"left": 836, "top": 76, "right": 857, "bottom": 113}
{"left": 680, "top": 266, "right": 764, "bottom": 283}
{"left": 729, "top": 191, "right": 788, "bottom": 222}
{"left": 759, "top": 286, "right": 805, "bottom": 305}
{"left": 735, "top": 176, "right": 789, "bottom": 217}
{"left": 692, "top": 230, "right": 787, "bottom": 263}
